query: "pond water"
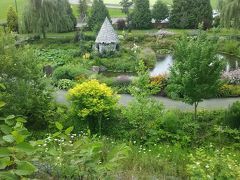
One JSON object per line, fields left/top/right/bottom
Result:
{"left": 102, "top": 54, "right": 240, "bottom": 78}
{"left": 150, "top": 55, "right": 173, "bottom": 76}
{"left": 149, "top": 54, "right": 240, "bottom": 76}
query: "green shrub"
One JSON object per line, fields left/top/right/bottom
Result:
{"left": 33, "top": 123, "right": 131, "bottom": 179}
{"left": 225, "top": 101, "right": 240, "bottom": 129}
{"left": 57, "top": 79, "right": 75, "bottom": 90}
{"left": 7, "top": 6, "right": 18, "bottom": 32}
{"left": 217, "top": 84, "right": 240, "bottom": 97}
{"left": 187, "top": 147, "right": 240, "bottom": 179}
{"left": 160, "top": 111, "right": 180, "bottom": 133}
{"left": 122, "top": 99, "right": 164, "bottom": 143}
{"left": 97, "top": 53, "right": 138, "bottom": 72}
{"left": 138, "top": 48, "right": 157, "bottom": 69}
{"left": 53, "top": 64, "right": 90, "bottom": 81}
{"left": 150, "top": 74, "right": 168, "bottom": 95}
{"left": 68, "top": 80, "right": 118, "bottom": 134}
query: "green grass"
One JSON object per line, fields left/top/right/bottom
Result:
{"left": 71, "top": 5, "right": 126, "bottom": 18}
{"left": 0, "top": 0, "right": 24, "bottom": 23}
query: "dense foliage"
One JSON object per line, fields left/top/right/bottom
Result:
{"left": 152, "top": 0, "right": 169, "bottom": 22}
{"left": 170, "top": 0, "right": 213, "bottom": 29}
{"left": 219, "top": 0, "right": 240, "bottom": 29}
{"left": 167, "top": 33, "right": 224, "bottom": 117}
{"left": 131, "top": 0, "right": 152, "bottom": 29}
{"left": 22, "top": 0, "right": 76, "bottom": 38}
{"left": 7, "top": 6, "right": 18, "bottom": 32}
{"left": 87, "top": 0, "right": 110, "bottom": 31}
{"left": 0, "top": 33, "right": 52, "bottom": 130}
{"left": 68, "top": 80, "right": 118, "bottom": 134}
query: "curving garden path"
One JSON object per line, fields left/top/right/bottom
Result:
{"left": 55, "top": 90, "right": 240, "bottom": 111}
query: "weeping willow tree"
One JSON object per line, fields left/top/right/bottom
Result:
{"left": 22, "top": 0, "right": 76, "bottom": 38}
{"left": 219, "top": 0, "right": 240, "bottom": 29}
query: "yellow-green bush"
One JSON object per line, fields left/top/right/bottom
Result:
{"left": 68, "top": 80, "right": 118, "bottom": 134}
{"left": 218, "top": 84, "right": 240, "bottom": 97}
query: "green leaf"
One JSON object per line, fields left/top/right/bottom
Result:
{"left": 15, "top": 161, "right": 37, "bottom": 176}
{"left": 53, "top": 132, "right": 61, "bottom": 137}
{"left": 65, "top": 126, "right": 74, "bottom": 135}
{"left": 0, "top": 148, "right": 11, "bottom": 158}
{"left": 15, "top": 142, "right": 35, "bottom": 155}
{"left": 55, "top": 122, "right": 63, "bottom": 131}
{"left": 2, "top": 135, "right": 15, "bottom": 143}
{"left": 0, "top": 125, "right": 12, "bottom": 135}
{"left": 5, "top": 115, "right": 15, "bottom": 126}
{"left": 12, "top": 131, "right": 25, "bottom": 144}
{"left": 0, "top": 171, "right": 18, "bottom": 180}
{"left": 0, "top": 101, "right": 5, "bottom": 109}
{"left": 16, "top": 117, "right": 27, "bottom": 123}
{"left": 0, "top": 157, "right": 11, "bottom": 169}
{"left": 0, "top": 84, "right": 5, "bottom": 90}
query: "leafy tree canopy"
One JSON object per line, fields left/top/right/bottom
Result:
{"left": 22, "top": 0, "right": 76, "bottom": 38}
{"left": 152, "top": 0, "right": 169, "bottom": 22}
{"left": 167, "top": 32, "right": 224, "bottom": 118}
{"left": 170, "top": 0, "right": 213, "bottom": 29}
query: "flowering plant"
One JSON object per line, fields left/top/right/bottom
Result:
{"left": 222, "top": 69, "right": 240, "bottom": 85}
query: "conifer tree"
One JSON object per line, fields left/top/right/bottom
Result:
{"left": 170, "top": 0, "right": 212, "bottom": 29}
{"left": 7, "top": 6, "right": 18, "bottom": 32}
{"left": 131, "top": 0, "right": 151, "bottom": 29}
{"left": 87, "top": 0, "right": 110, "bottom": 31}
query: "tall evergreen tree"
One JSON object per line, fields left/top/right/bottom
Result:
{"left": 170, "top": 0, "right": 212, "bottom": 29}
{"left": 219, "top": 0, "right": 240, "bottom": 29}
{"left": 131, "top": 0, "right": 152, "bottom": 29}
{"left": 22, "top": 0, "right": 76, "bottom": 38}
{"left": 79, "top": 0, "right": 88, "bottom": 22}
{"left": 7, "top": 6, "right": 18, "bottom": 32}
{"left": 87, "top": 0, "right": 110, "bottom": 31}
{"left": 152, "top": 0, "right": 169, "bottom": 22}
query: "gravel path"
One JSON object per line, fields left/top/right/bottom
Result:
{"left": 55, "top": 90, "right": 240, "bottom": 111}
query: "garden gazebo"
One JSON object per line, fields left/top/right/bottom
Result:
{"left": 95, "top": 17, "right": 119, "bottom": 53}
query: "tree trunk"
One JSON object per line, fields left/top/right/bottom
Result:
{"left": 98, "top": 116, "right": 102, "bottom": 136}
{"left": 194, "top": 102, "right": 199, "bottom": 120}
{"left": 42, "top": 26, "right": 46, "bottom": 39}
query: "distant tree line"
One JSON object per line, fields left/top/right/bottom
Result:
{"left": 3, "top": 0, "right": 239, "bottom": 37}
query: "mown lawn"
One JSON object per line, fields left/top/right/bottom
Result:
{"left": 71, "top": 5, "right": 126, "bottom": 18}
{"left": 0, "top": 0, "right": 24, "bottom": 23}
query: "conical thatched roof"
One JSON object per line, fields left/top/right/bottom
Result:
{"left": 95, "top": 17, "right": 119, "bottom": 44}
